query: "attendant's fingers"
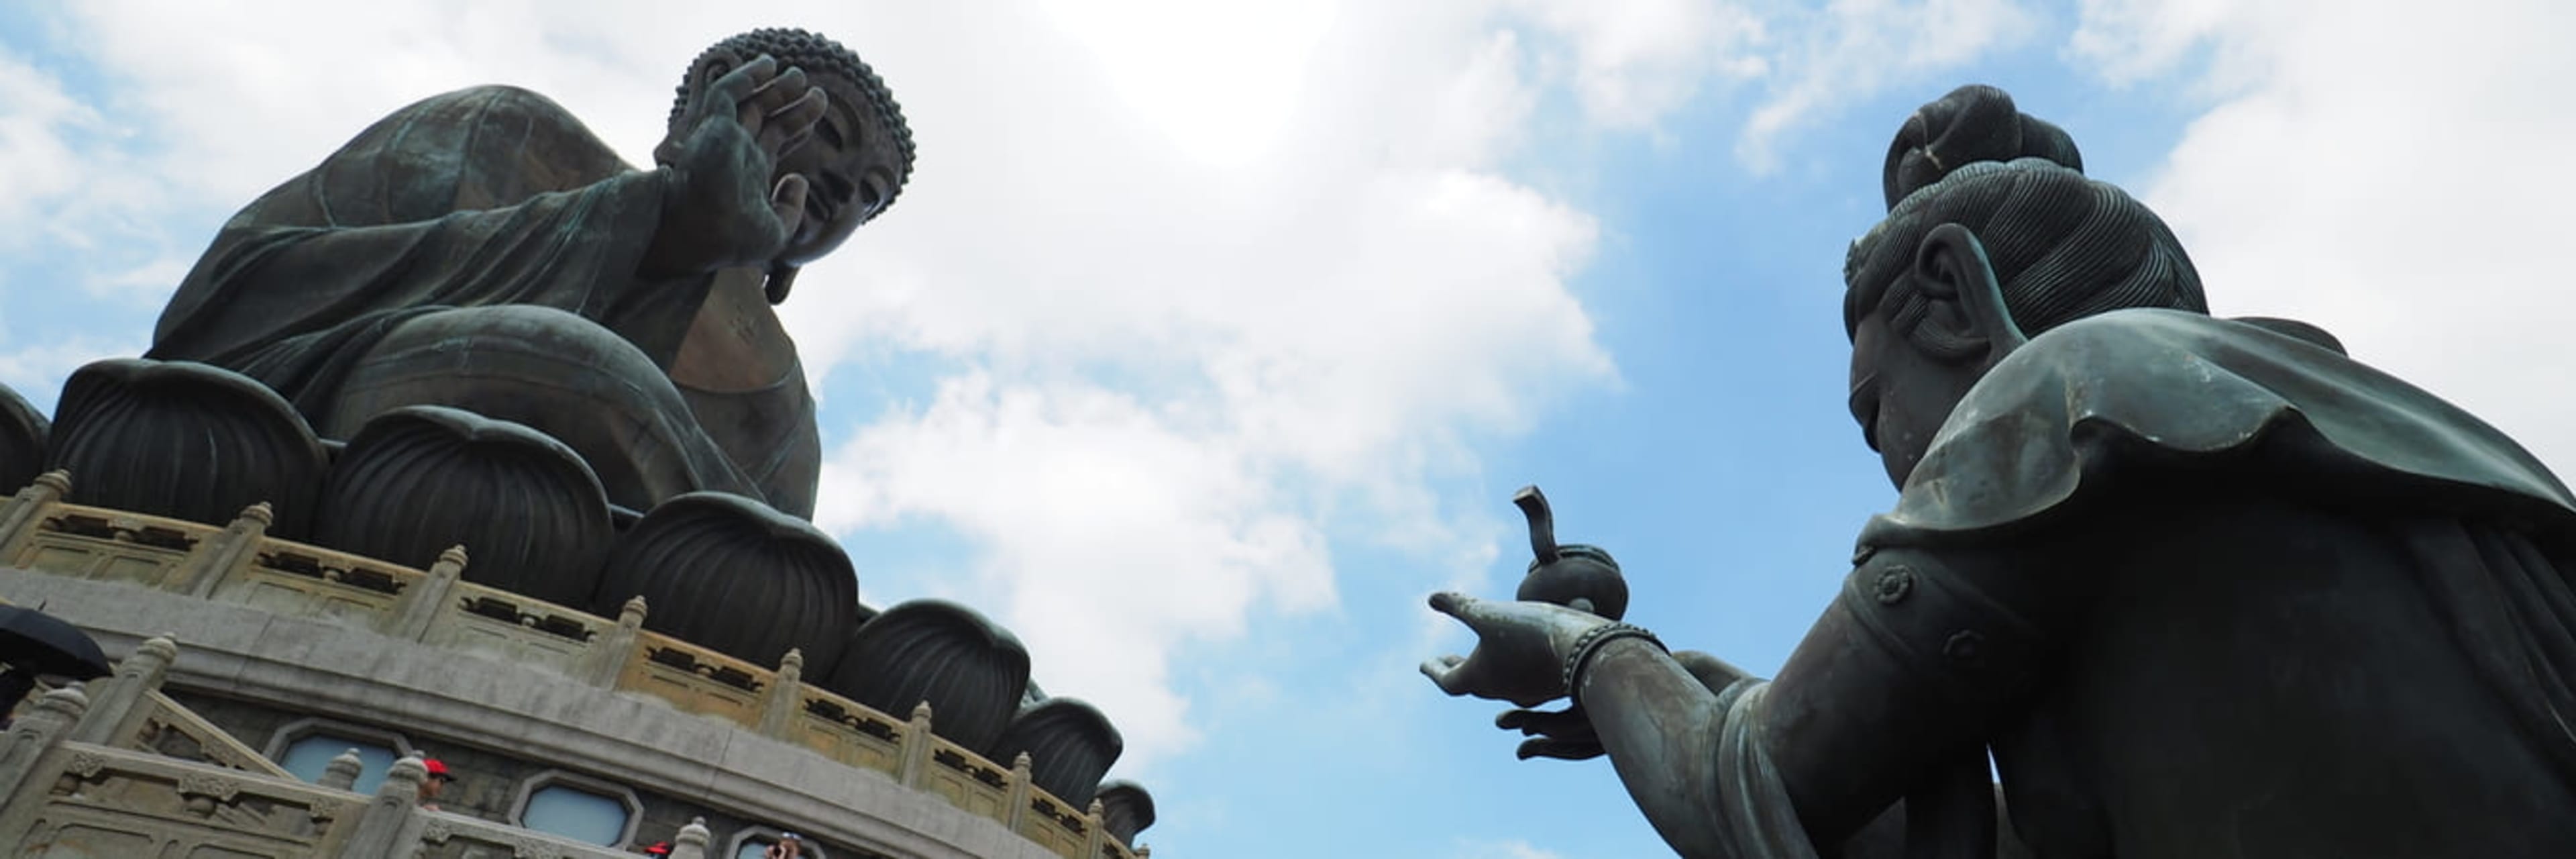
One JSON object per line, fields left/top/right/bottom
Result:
{"left": 1515, "top": 738, "right": 1607, "bottom": 761}
{"left": 1428, "top": 591, "right": 1472, "bottom": 617}
{"left": 1418, "top": 654, "right": 1472, "bottom": 696}
{"left": 1495, "top": 706, "right": 1589, "bottom": 737}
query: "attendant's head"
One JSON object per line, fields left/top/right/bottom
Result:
{"left": 667, "top": 28, "right": 916, "bottom": 270}
{"left": 1842, "top": 86, "right": 2204, "bottom": 488}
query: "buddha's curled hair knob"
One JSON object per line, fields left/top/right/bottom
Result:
{"left": 1511, "top": 485, "right": 1627, "bottom": 621}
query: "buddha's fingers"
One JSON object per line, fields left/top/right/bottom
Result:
{"left": 705, "top": 54, "right": 778, "bottom": 119}
{"left": 741, "top": 66, "right": 812, "bottom": 139}
{"left": 759, "top": 88, "right": 829, "bottom": 160}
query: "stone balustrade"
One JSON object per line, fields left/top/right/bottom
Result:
{"left": 0, "top": 472, "right": 1144, "bottom": 859}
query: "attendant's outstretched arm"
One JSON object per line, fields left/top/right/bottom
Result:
{"left": 1585, "top": 545, "right": 2057, "bottom": 856}
{"left": 1432, "top": 544, "right": 2063, "bottom": 858}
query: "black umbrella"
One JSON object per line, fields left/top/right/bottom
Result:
{"left": 0, "top": 604, "right": 109, "bottom": 721}
{"left": 0, "top": 604, "right": 109, "bottom": 680}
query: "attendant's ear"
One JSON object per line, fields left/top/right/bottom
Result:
{"left": 1913, "top": 223, "right": 2026, "bottom": 363}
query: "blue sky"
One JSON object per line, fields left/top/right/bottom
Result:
{"left": 4, "top": 1, "right": 2573, "bottom": 857}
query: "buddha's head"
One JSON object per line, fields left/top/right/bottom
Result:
{"left": 664, "top": 28, "right": 916, "bottom": 283}
{"left": 1843, "top": 87, "right": 2204, "bottom": 489}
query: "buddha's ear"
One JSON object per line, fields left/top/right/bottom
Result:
{"left": 765, "top": 264, "right": 800, "bottom": 305}
{"left": 1913, "top": 223, "right": 2027, "bottom": 363}
{"left": 691, "top": 50, "right": 743, "bottom": 93}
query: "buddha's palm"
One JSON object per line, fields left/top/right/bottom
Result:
{"left": 646, "top": 54, "right": 829, "bottom": 277}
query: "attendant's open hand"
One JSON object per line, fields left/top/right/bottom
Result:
{"left": 1490, "top": 650, "right": 1750, "bottom": 761}
{"left": 1419, "top": 592, "right": 1613, "bottom": 708}
{"left": 1495, "top": 703, "right": 1604, "bottom": 760}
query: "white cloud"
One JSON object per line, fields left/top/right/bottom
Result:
{"left": 0, "top": 51, "right": 97, "bottom": 242}
{"left": 2074, "top": 0, "right": 2576, "bottom": 470}
{"left": 816, "top": 374, "right": 1337, "bottom": 754}
{"left": 0, "top": 336, "right": 147, "bottom": 416}
{"left": 1739, "top": 0, "right": 2040, "bottom": 171}
{"left": 1455, "top": 838, "right": 1573, "bottom": 859}
{"left": 1506, "top": 0, "right": 1771, "bottom": 131}
{"left": 792, "top": 3, "right": 1614, "bottom": 770}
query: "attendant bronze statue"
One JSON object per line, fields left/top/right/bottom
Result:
{"left": 1424, "top": 85, "right": 2576, "bottom": 857}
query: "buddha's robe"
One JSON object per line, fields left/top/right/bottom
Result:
{"left": 148, "top": 85, "right": 820, "bottom": 517}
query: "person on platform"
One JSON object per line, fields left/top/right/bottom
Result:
{"left": 419, "top": 757, "right": 455, "bottom": 813}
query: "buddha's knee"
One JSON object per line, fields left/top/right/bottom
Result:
{"left": 327, "top": 306, "right": 675, "bottom": 437}
{"left": 326, "top": 305, "right": 751, "bottom": 509}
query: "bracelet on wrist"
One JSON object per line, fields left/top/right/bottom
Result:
{"left": 1562, "top": 622, "right": 1666, "bottom": 705}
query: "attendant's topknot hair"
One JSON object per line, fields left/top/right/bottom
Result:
{"left": 670, "top": 28, "right": 915, "bottom": 216}
{"left": 1845, "top": 86, "right": 2203, "bottom": 358}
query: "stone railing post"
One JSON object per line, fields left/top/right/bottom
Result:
{"left": 1002, "top": 752, "right": 1034, "bottom": 829}
{"left": 0, "top": 685, "right": 89, "bottom": 793}
{"left": 343, "top": 754, "right": 426, "bottom": 856}
{"left": 897, "top": 702, "right": 935, "bottom": 788}
{"left": 672, "top": 816, "right": 712, "bottom": 859}
{"left": 757, "top": 648, "right": 805, "bottom": 739}
{"left": 388, "top": 545, "right": 468, "bottom": 640}
{"left": 180, "top": 502, "right": 273, "bottom": 597}
{"left": 1083, "top": 799, "right": 1109, "bottom": 857}
{"left": 317, "top": 748, "right": 365, "bottom": 791}
{"left": 580, "top": 596, "right": 648, "bottom": 687}
{"left": 70, "top": 634, "right": 179, "bottom": 746}
{"left": 0, "top": 470, "right": 70, "bottom": 559}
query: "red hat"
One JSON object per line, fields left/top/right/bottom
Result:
{"left": 422, "top": 758, "right": 453, "bottom": 779}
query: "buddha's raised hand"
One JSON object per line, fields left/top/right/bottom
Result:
{"left": 645, "top": 54, "right": 830, "bottom": 277}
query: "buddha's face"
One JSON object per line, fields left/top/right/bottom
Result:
{"left": 667, "top": 51, "right": 904, "bottom": 270}
{"left": 770, "top": 70, "right": 902, "bottom": 267}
